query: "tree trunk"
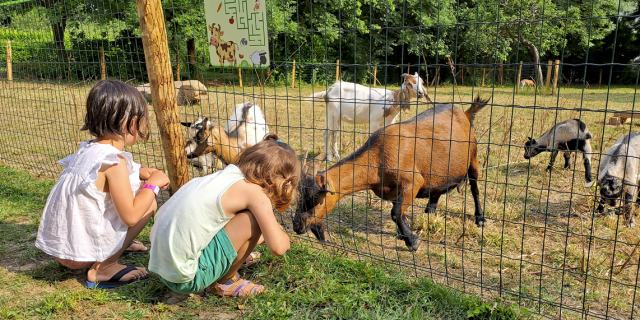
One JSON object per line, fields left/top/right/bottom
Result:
{"left": 519, "top": 36, "right": 543, "bottom": 85}
{"left": 187, "top": 38, "right": 196, "bottom": 64}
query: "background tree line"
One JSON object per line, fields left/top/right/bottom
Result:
{"left": 0, "top": 0, "right": 637, "bottom": 85}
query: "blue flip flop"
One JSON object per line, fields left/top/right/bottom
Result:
{"left": 86, "top": 266, "right": 149, "bottom": 289}
{"left": 121, "top": 241, "right": 148, "bottom": 256}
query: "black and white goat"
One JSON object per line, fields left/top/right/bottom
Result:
{"left": 181, "top": 101, "right": 269, "bottom": 173}
{"left": 585, "top": 133, "right": 640, "bottom": 227}
{"left": 523, "top": 119, "right": 593, "bottom": 185}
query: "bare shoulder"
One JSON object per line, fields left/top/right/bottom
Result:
{"left": 100, "top": 155, "right": 127, "bottom": 173}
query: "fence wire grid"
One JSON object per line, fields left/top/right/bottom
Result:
{"left": 0, "top": 0, "right": 639, "bottom": 319}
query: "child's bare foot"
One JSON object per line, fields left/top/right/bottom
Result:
{"left": 88, "top": 262, "right": 148, "bottom": 283}
{"left": 122, "top": 240, "right": 148, "bottom": 255}
{"left": 210, "top": 272, "right": 265, "bottom": 297}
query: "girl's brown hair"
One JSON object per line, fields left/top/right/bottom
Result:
{"left": 82, "top": 80, "right": 150, "bottom": 140}
{"left": 235, "top": 134, "right": 301, "bottom": 212}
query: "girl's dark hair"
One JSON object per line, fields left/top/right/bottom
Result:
{"left": 236, "top": 134, "right": 301, "bottom": 213}
{"left": 81, "top": 80, "right": 150, "bottom": 140}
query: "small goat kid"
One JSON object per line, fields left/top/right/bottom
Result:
{"left": 181, "top": 102, "right": 268, "bottom": 172}
{"left": 309, "top": 72, "right": 427, "bottom": 161}
{"left": 585, "top": 133, "right": 640, "bottom": 227}
{"left": 294, "top": 96, "right": 490, "bottom": 251}
{"left": 523, "top": 119, "right": 594, "bottom": 185}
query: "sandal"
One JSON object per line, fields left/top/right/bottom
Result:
{"left": 86, "top": 266, "right": 149, "bottom": 289}
{"left": 243, "top": 252, "right": 261, "bottom": 267}
{"left": 121, "top": 240, "right": 148, "bottom": 256}
{"left": 211, "top": 272, "right": 265, "bottom": 297}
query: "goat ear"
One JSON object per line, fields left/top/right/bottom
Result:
{"left": 181, "top": 122, "right": 192, "bottom": 127}
{"left": 203, "top": 117, "right": 210, "bottom": 129}
{"left": 401, "top": 73, "right": 409, "bottom": 81}
{"left": 315, "top": 172, "right": 334, "bottom": 195}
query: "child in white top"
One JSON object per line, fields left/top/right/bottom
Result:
{"left": 36, "top": 80, "right": 170, "bottom": 289}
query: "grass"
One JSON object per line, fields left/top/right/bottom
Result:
{"left": 0, "top": 79, "right": 639, "bottom": 318}
{"left": 0, "top": 164, "right": 523, "bottom": 319}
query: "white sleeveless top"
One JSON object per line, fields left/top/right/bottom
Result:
{"left": 35, "top": 141, "right": 141, "bottom": 262}
{"left": 148, "top": 165, "right": 245, "bottom": 283}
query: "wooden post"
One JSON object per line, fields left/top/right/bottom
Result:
{"left": 99, "top": 47, "right": 106, "bottom": 80}
{"left": 499, "top": 62, "right": 504, "bottom": 85}
{"left": 407, "top": 63, "right": 410, "bottom": 74}
{"left": 599, "top": 68, "right": 603, "bottom": 86}
{"left": 436, "top": 66, "right": 441, "bottom": 86}
{"left": 136, "top": 0, "right": 189, "bottom": 193}
{"left": 482, "top": 68, "right": 486, "bottom": 86}
{"left": 545, "top": 60, "right": 552, "bottom": 94}
{"left": 238, "top": 68, "right": 243, "bottom": 87}
{"left": 373, "top": 63, "right": 378, "bottom": 87}
{"left": 174, "top": 48, "right": 180, "bottom": 81}
{"left": 552, "top": 59, "right": 560, "bottom": 95}
{"left": 516, "top": 61, "right": 523, "bottom": 94}
{"left": 461, "top": 64, "right": 464, "bottom": 86}
{"left": 291, "top": 59, "right": 296, "bottom": 88}
{"left": 6, "top": 41, "right": 12, "bottom": 84}
{"left": 335, "top": 60, "right": 339, "bottom": 83}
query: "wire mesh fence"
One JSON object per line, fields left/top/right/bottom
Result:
{"left": 0, "top": 0, "right": 639, "bottom": 318}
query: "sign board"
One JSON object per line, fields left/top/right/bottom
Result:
{"left": 204, "top": 0, "right": 270, "bottom": 68}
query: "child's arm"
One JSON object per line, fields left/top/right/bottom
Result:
{"left": 103, "top": 157, "right": 170, "bottom": 227}
{"left": 139, "top": 167, "right": 158, "bottom": 180}
{"left": 245, "top": 186, "right": 290, "bottom": 256}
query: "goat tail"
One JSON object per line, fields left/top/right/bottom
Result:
{"left": 301, "top": 90, "right": 328, "bottom": 103}
{"left": 464, "top": 95, "right": 490, "bottom": 125}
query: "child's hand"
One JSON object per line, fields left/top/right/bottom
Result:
{"left": 139, "top": 167, "right": 158, "bottom": 180}
{"left": 148, "top": 171, "right": 170, "bottom": 189}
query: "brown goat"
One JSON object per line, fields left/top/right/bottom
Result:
{"left": 181, "top": 116, "right": 242, "bottom": 166}
{"left": 294, "top": 96, "right": 490, "bottom": 251}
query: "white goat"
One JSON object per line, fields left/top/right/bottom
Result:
{"left": 225, "top": 100, "right": 269, "bottom": 149}
{"left": 308, "top": 72, "right": 426, "bottom": 161}
{"left": 586, "top": 133, "right": 640, "bottom": 227}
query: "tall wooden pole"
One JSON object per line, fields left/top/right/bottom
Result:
{"left": 6, "top": 41, "right": 12, "bottom": 85}
{"left": 545, "top": 60, "right": 552, "bottom": 94}
{"left": 136, "top": 0, "right": 189, "bottom": 193}
{"left": 99, "top": 47, "right": 106, "bottom": 80}
{"left": 461, "top": 64, "right": 464, "bottom": 86}
{"left": 238, "top": 68, "right": 243, "bottom": 87}
{"left": 373, "top": 63, "right": 378, "bottom": 87}
{"left": 482, "top": 68, "right": 486, "bottom": 87}
{"left": 552, "top": 60, "right": 560, "bottom": 95}
{"left": 335, "top": 60, "right": 340, "bottom": 83}
{"left": 291, "top": 59, "right": 296, "bottom": 88}
{"left": 499, "top": 62, "right": 504, "bottom": 85}
{"left": 516, "top": 61, "right": 523, "bottom": 94}
{"left": 436, "top": 66, "right": 441, "bottom": 86}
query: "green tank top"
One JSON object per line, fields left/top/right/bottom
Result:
{"left": 148, "top": 165, "right": 245, "bottom": 283}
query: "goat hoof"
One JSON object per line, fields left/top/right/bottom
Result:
{"left": 475, "top": 217, "right": 486, "bottom": 227}
{"left": 545, "top": 167, "right": 553, "bottom": 173}
{"left": 425, "top": 208, "right": 436, "bottom": 214}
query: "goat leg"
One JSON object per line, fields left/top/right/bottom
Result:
{"left": 468, "top": 167, "right": 486, "bottom": 227}
{"left": 546, "top": 150, "right": 559, "bottom": 172}
{"left": 563, "top": 152, "right": 571, "bottom": 170}
{"left": 390, "top": 200, "right": 420, "bottom": 251}
{"left": 424, "top": 195, "right": 441, "bottom": 214}
{"left": 623, "top": 191, "right": 636, "bottom": 227}
{"left": 581, "top": 142, "right": 593, "bottom": 184}
{"left": 596, "top": 197, "right": 606, "bottom": 215}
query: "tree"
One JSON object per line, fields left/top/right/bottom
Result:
{"left": 459, "top": 0, "right": 634, "bottom": 84}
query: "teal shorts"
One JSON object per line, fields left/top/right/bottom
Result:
{"left": 159, "top": 228, "right": 238, "bottom": 294}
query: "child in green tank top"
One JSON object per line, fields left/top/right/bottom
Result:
{"left": 149, "top": 134, "right": 300, "bottom": 297}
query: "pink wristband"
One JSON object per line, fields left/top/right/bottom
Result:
{"left": 143, "top": 184, "right": 159, "bottom": 196}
